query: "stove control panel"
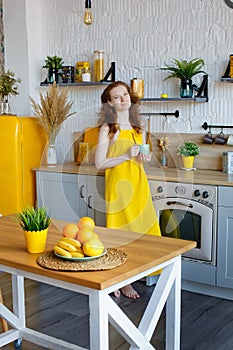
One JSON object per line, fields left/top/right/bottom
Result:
{"left": 149, "top": 180, "right": 217, "bottom": 206}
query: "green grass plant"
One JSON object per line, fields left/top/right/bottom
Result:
{"left": 15, "top": 205, "right": 51, "bottom": 231}
{"left": 160, "top": 58, "right": 207, "bottom": 81}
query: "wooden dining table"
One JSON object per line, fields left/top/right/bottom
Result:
{"left": 0, "top": 215, "right": 195, "bottom": 350}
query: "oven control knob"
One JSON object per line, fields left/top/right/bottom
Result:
{"left": 157, "top": 186, "right": 163, "bottom": 193}
{"left": 194, "top": 189, "right": 201, "bottom": 197}
{"left": 175, "top": 185, "right": 186, "bottom": 195}
{"left": 203, "top": 191, "right": 209, "bottom": 199}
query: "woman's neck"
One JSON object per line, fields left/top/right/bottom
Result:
{"left": 116, "top": 110, "right": 131, "bottom": 129}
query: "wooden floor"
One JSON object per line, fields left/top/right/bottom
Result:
{"left": 1, "top": 272, "right": 233, "bottom": 350}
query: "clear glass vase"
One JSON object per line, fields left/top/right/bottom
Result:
{"left": 161, "top": 150, "right": 168, "bottom": 167}
{"left": 47, "top": 144, "right": 57, "bottom": 165}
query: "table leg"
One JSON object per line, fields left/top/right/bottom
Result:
{"left": 89, "top": 290, "right": 109, "bottom": 350}
{"left": 166, "top": 256, "right": 181, "bottom": 350}
{"left": 12, "top": 275, "right": 26, "bottom": 328}
{"left": 0, "top": 288, "right": 8, "bottom": 332}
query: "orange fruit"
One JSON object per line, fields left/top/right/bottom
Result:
{"left": 77, "top": 228, "right": 96, "bottom": 244}
{"left": 62, "top": 223, "right": 79, "bottom": 239}
{"left": 83, "top": 238, "right": 105, "bottom": 257}
{"left": 77, "top": 217, "right": 95, "bottom": 231}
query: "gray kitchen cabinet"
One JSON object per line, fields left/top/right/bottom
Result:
{"left": 36, "top": 171, "right": 85, "bottom": 222}
{"left": 87, "top": 174, "right": 106, "bottom": 227}
{"left": 217, "top": 186, "right": 233, "bottom": 288}
{"left": 36, "top": 171, "right": 106, "bottom": 226}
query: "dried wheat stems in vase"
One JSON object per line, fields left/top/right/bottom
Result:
{"left": 30, "top": 82, "right": 76, "bottom": 144}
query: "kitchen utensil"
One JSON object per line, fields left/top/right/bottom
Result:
{"left": 146, "top": 116, "right": 153, "bottom": 151}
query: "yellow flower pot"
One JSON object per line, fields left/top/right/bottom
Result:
{"left": 182, "top": 156, "right": 195, "bottom": 169}
{"left": 24, "top": 228, "right": 48, "bottom": 253}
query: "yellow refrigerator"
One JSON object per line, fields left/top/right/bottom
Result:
{"left": 0, "top": 116, "right": 47, "bottom": 215}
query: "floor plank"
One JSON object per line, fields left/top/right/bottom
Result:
{"left": 1, "top": 272, "right": 233, "bottom": 349}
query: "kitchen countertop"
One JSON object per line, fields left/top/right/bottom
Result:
{"left": 34, "top": 162, "right": 233, "bottom": 187}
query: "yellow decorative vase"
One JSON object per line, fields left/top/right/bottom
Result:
{"left": 24, "top": 228, "right": 48, "bottom": 253}
{"left": 182, "top": 156, "right": 195, "bottom": 169}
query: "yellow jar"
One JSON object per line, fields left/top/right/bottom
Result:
{"left": 131, "top": 78, "right": 144, "bottom": 98}
{"left": 93, "top": 50, "right": 105, "bottom": 82}
{"left": 77, "top": 142, "right": 90, "bottom": 165}
{"left": 76, "top": 61, "right": 90, "bottom": 82}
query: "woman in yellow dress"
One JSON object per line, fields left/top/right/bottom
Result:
{"left": 95, "top": 81, "right": 161, "bottom": 298}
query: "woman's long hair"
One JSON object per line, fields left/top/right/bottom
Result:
{"left": 98, "top": 81, "right": 142, "bottom": 138}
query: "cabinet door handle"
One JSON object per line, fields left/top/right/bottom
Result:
{"left": 80, "top": 185, "right": 85, "bottom": 198}
{"left": 88, "top": 195, "right": 93, "bottom": 209}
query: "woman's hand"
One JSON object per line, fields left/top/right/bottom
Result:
{"left": 130, "top": 145, "right": 140, "bottom": 157}
{"left": 130, "top": 145, "right": 151, "bottom": 163}
{"left": 137, "top": 152, "right": 152, "bottom": 163}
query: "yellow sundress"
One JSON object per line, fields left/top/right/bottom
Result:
{"left": 105, "top": 129, "right": 161, "bottom": 236}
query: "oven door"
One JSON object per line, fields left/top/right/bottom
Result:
{"left": 153, "top": 197, "right": 214, "bottom": 262}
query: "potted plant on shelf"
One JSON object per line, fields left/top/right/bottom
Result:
{"left": 30, "top": 82, "right": 76, "bottom": 165}
{"left": 0, "top": 69, "right": 21, "bottom": 115}
{"left": 177, "top": 141, "right": 200, "bottom": 170}
{"left": 15, "top": 205, "right": 51, "bottom": 253}
{"left": 43, "top": 55, "right": 64, "bottom": 84}
{"left": 159, "top": 58, "right": 207, "bottom": 98}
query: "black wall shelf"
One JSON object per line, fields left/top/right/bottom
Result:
{"left": 220, "top": 78, "right": 233, "bottom": 83}
{"left": 141, "top": 75, "right": 208, "bottom": 102}
{"left": 40, "top": 82, "right": 111, "bottom": 87}
{"left": 140, "top": 97, "right": 208, "bottom": 102}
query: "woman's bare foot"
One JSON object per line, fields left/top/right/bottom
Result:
{"left": 113, "top": 284, "right": 140, "bottom": 299}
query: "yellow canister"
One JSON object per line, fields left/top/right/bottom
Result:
{"left": 93, "top": 50, "right": 105, "bottom": 82}
{"left": 77, "top": 142, "right": 90, "bottom": 165}
{"left": 131, "top": 78, "right": 144, "bottom": 98}
{"left": 76, "top": 61, "right": 90, "bottom": 82}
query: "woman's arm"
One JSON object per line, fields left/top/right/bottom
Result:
{"left": 95, "top": 124, "right": 131, "bottom": 170}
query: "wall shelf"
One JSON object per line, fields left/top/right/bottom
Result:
{"left": 140, "top": 97, "right": 208, "bottom": 102}
{"left": 220, "top": 78, "right": 233, "bottom": 83}
{"left": 40, "top": 82, "right": 111, "bottom": 87}
{"left": 141, "top": 75, "right": 208, "bottom": 102}
{"left": 221, "top": 58, "right": 233, "bottom": 82}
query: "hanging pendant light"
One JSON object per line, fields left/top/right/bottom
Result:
{"left": 84, "top": 0, "right": 93, "bottom": 25}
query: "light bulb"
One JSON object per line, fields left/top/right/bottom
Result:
{"left": 84, "top": 0, "right": 93, "bottom": 25}
{"left": 84, "top": 8, "right": 93, "bottom": 25}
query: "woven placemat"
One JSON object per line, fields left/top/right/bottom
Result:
{"left": 37, "top": 248, "right": 127, "bottom": 271}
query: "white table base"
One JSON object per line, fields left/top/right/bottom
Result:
{"left": 0, "top": 255, "right": 181, "bottom": 350}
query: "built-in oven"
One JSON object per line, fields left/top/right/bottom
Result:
{"left": 149, "top": 180, "right": 217, "bottom": 266}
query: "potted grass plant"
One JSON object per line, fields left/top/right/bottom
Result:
{"left": 177, "top": 141, "right": 200, "bottom": 170}
{"left": 15, "top": 205, "right": 51, "bottom": 253}
{"left": 159, "top": 58, "right": 207, "bottom": 98}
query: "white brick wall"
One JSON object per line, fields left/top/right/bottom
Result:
{"left": 4, "top": 0, "right": 233, "bottom": 161}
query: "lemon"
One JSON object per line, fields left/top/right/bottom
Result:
{"left": 83, "top": 238, "right": 105, "bottom": 257}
